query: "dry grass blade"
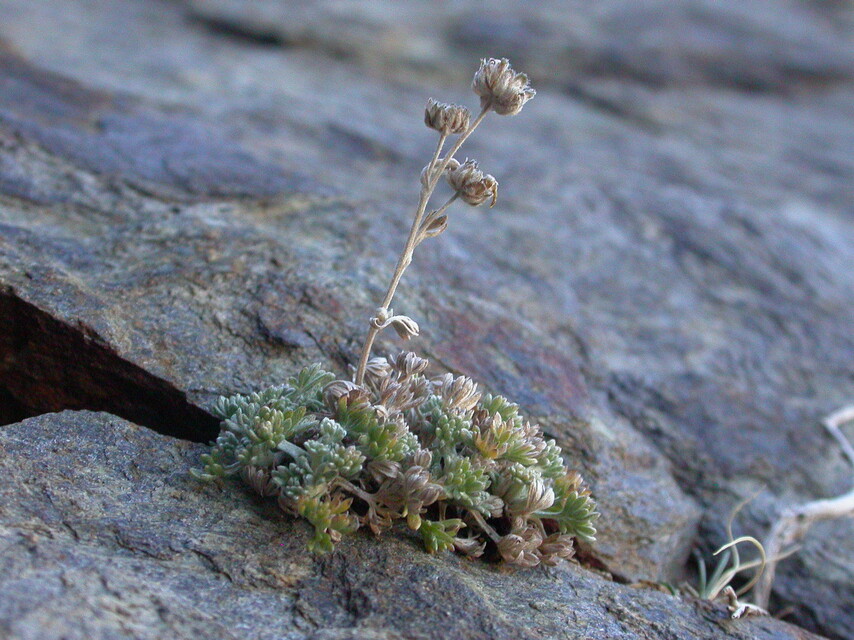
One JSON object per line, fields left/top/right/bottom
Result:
{"left": 684, "top": 490, "right": 768, "bottom": 607}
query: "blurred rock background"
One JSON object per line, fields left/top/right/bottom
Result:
{"left": 0, "top": 1, "right": 851, "bottom": 638}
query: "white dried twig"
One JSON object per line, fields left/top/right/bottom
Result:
{"left": 723, "top": 586, "right": 768, "bottom": 619}
{"left": 751, "top": 405, "right": 854, "bottom": 609}
{"left": 823, "top": 405, "right": 854, "bottom": 467}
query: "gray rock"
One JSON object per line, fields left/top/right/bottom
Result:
{"left": 0, "top": 6, "right": 699, "bottom": 587}
{"left": 0, "top": 0, "right": 851, "bottom": 636}
{"left": 185, "top": 0, "right": 854, "bottom": 92}
{"left": 0, "top": 411, "right": 825, "bottom": 640}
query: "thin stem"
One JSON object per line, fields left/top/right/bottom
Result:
{"left": 468, "top": 508, "right": 501, "bottom": 543}
{"left": 333, "top": 478, "right": 378, "bottom": 505}
{"left": 712, "top": 535, "right": 766, "bottom": 597}
{"left": 353, "top": 133, "right": 446, "bottom": 384}
{"left": 379, "top": 133, "right": 449, "bottom": 310}
{"left": 428, "top": 192, "right": 460, "bottom": 220}
{"left": 354, "top": 105, "right": 491, "bottom": 385}
{"left": 415, "top": 193, "right": 459, "bottom": 245}
{"left": 354, "top": 329, "right": 379, "bottom": 386}
{"left": 428, "top": 105, "right": 490, "bottom": 191}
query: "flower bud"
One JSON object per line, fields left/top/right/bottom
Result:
{"left": 364, "top": 356, "right": 392, "bottom": 380}
{"left": 538, "top": 533, "right": 576, "bottom": 565}
{"left": 439, "top": 373, "right": 481, "bottom": 411}
{"left": 420, "top": 157, "right": 458, "bottom": 187}
{"left": 424, "top": 98, "right": 471, "bottom": 135}
{"left": 390, "top": 352, "right": 429, "bottom": 378}
{"left": 370, "top": 307, "right": 391, "bottom": 329}
{"left": 420, "top": 211, "right": 448, "bottom": 239}
{"left": 472, "top": 58, "right": 535, "bottom": 116}
{"left": 446, "top": 159, "right": 498, "bottom": 207}
{"left": 454, "top": 537, "right": 486, "bottom": 557}
{"left": 390, "top": 315, "right": 420, "bottom": 341}
{"left": 323, "top": 380, "right": 369, "bottom": 412}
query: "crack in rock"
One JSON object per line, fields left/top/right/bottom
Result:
{"left": 0, "top": 289, "right": 219, "bottom": 441}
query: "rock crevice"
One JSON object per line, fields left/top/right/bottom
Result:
{"left": 0, "top": 289, "right": 219, "bottom": 440}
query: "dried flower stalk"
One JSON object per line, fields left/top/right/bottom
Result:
{"left": 353, "top": 58, "right": 535, "bottom": 385}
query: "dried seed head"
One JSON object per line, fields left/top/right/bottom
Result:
{"left": 538, "top": 533, "right": 576, "bottom": 566}
{"left": 472, "top": 57, "right": 536, "bottom": 116}
{"left": 481, "top": 493, "right": 505, "bottom": 518}
{"left": 240, "top": 466, "right": 278, "bottom": 496}
{"left": 517, "top": 478, "right": 555, "bottom": 515}
{"left": 389, "top": 352, "right": 429, "bottom": 378}
{"left": 323, "top": 380, "right": 362, "bottom": 410}
{"left": 501, "top": 473, "right": 548, "bottom": 516}
{"left": 497, "top": 534, "right": 525, "bottom": 562}
{"left": 376, "top": 462, "right": 442, "bottom": 524}
{"left": 364, "top": 356, "right": 392, "bottom": 381}
{"left": 454, "top": 537, "right": 487, "bottom": 557}
{"left": 325, "top": 381, "right": 371, "bottom": 413}
{"left": 376, "top": 378, "right": 422, "bottom": 415}
{"left": 434, "top": 373, "right": 482, "bottom": 412}
{"left": 406, "top": 375, "right": 431, "bottom": 404}
{"left": 497, "top": 528, "right": 542, "bottom": 567}
{"left": 390, "top": 315, "right": 420, "bottom": 341}
{"left": 368, "top": 458, "right": 401, "bottom": 482}
{"left": 424, "top": 98, "right": 471, "bottom": 135}
{"left": 412, "top": 448, "right": 433, "bottom": 469}
{"left": 446, "top": 159, "right": 498, "bottom": 207}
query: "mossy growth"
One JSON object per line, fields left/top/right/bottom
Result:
{"left": 193, "top": 352, "right": 598, "bottom": 566}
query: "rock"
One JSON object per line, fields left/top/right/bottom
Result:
{"left": 0, "top": 0, "right": 851, "bottom": 636}
{"left": 0, "top": 5, "right": 699, "bottom": 587}
{"left": 0, "top": 411, "right": 825, "bottom": 640}
{"left": 184, "top": 0, "right": 854, "bottom": 92}
{"left": 767, "top": 517, "right": 854, "bottom": 640}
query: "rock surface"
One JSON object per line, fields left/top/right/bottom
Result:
{"left": 0, "top": 411, "right": 826, "bottom": 640}
{"left": 0, "top": 0, "right": 851, "bottom": 638}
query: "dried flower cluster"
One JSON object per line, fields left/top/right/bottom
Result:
{"left": 193, "top": 353, "right": 598, "bottom": 564}
{"left": 353, "top": 57, "right": 536, "bottom": 385}
{"left": 424, "top": 98, "right": 470, "bottom": 135}
{"left": 472, "top": 57, "right": 536, "bottom": 115}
